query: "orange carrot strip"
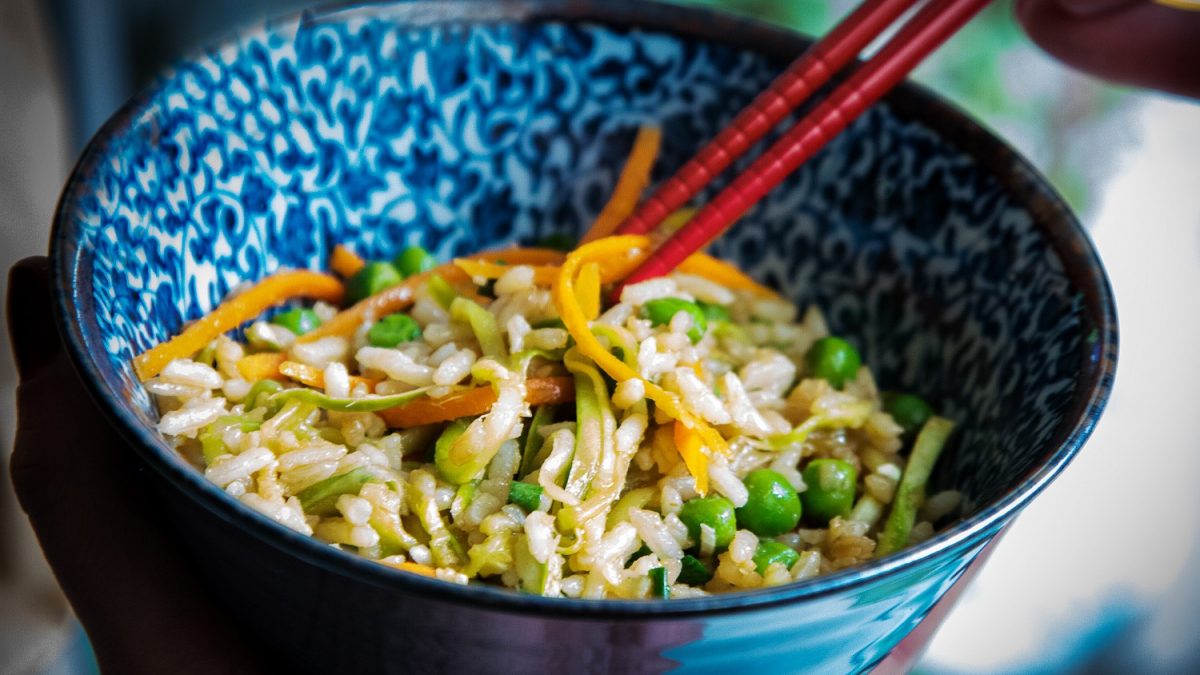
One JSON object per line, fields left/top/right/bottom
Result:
{"left": 453, "top": 259, "right": 559, "bottom": 286}
{"left": 579, "top": 126, "right": 663, "bottom": 244}
{"left": 278, "top": 360, "right": 379, "bottom": 391}
{"left": 553, "top": 236, "right": 729, "bottom": 464}
{"left": 236, "top": 353, "right": 287, "bottom": 382}
{"left": 330, "top": 245, "right": 367, "bottom": 278}
{"left": 575, "top": 262, "right": 602, "bottom": 321}
{"left": 377, "top": 376, "right": 575, "bottom": 428}
{"left": 673, "top": 420, "right": 710, "bottom": 496}
{"left": 133, "top": 271, "right": 344, "bottom": 381}
{"left": 678, "top": 253, "right": 779, "bottom": 298}
{"left": 385, "top": 561, "right": 438, "bottom": 578}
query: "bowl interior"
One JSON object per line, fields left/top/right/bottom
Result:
{"left": 56, "top": 3, "right": 1108, "bottom": 577}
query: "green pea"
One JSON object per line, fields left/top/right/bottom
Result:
{"left": 367, "top": 314, "right": 422, "bottom": 347}
{"left": 736, "top": 469, "right": 802, "bottom": 537}
{"left": 752, "top": 540, "right": 800, "bottom": 575}
{"left": 508, "top": 481, "right": 544, "bottom": 512}
{"left": 346, "top": 262, "right": 404, "bottom": 305}
{"left": 801, "top": 459, "right": 858, "bottom": 525}
{"left": 537, "top": 233, "right": 577, "bottom": 252}
{"left": 678, "top": 554, "right": 714, "bottom": 586}
{"left": 271, "top": 307, "right": 322, "bottom": 335}
{"left": 641, "top": 297, "right": 708, "bottom": 343}
{"left": 678, "top": 495, "right": 737, "bottom": 552}
{"left": 696, "top": 301, "right": 731, "bottom": 323}
{"left": 805, "top": 336, "right": 861, "bottom": 388}
{"left": 883, "top": 392, "right": 933, "bottom": 437}
{"left": 393, "top": 246, "right": 437, "bottom": 278}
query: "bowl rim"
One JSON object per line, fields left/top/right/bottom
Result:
{"left": 50, "top": 0, "right": 1118, "bottom": 619}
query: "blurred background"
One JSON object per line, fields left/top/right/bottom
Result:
{"left": 0, "top": 0, "right": 1196, "bottom": 672}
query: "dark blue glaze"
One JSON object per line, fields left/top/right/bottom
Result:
{"left": 49, "top": 1, "right": 1117, "bottom": 672}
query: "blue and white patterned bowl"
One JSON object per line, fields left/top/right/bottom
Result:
{"left": 50, "top": 1, "right": 1117, "bottom": 672}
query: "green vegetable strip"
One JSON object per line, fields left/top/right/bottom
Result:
{"left": 519, "top": 405, "right": 556, "bottom": 478}
{"left": 562, "top": 351, "right": 614, "bottom": 502}
{"left": 678, "top": 554, "right": 713, "bottom": 586}
{"left": 369, "top": 506, "right": 419, "bottom": 555}
{"left": 509, "top": 481, "right": 544, "bottom": 512}
{"left": 244, "top": 380, "right": 283, "bottom": 412}
{"left": 298, "top": 467, "right": 376, "bottom": 516}
{"left": 427, "top": 274, "right": 458, "bottom": 310}
{"left": 408, "top": 470, "right": 464, "bottom": 567}
{"left": 450, "top": 297, "right": 508, "bottom": 361}
{"left": 649, "top": 566, "right": 670, "bottom": 599}
{"left": 876, "top": 416, "right": 955, "bottom": 557}
{"left": 513, "top": 533, "right": 549, "bottom": 594}
{"left": 267, "top": 386, "right": 433, "bottom": 413}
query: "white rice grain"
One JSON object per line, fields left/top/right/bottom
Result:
{"left": 721, "top": 372, "right": 774, "bottom": 437}
{"left": 739, "top": 352, "right": 796, "bottom": 398}
{"left": 506, "top": 314, "right": 531, "bottom": 353}
{"left": 620, "top": 278, "right": 681, "bottom": 306}
{"left": 411, "top": 297, "right": 449, "bottom": 326}
{"left": 672, "top": 368, "right": 731, "bottom": 425}
{"left": 158, "top": 396, "right": 227, "bottom": 437}
{"left": 337, "top": 494, "right": 373, "bottom": 526}
{"left": 628, "top": 508, "right": 684, "bottom": 561}
{"left": 524, "top": 511, "right": 558, "bottom": 565}
{"left": 612, "top": 379, "right": 646, "bottom": 410}
{"left": 144, "top": 379, "right": 206, "bottom": 399}
{"left": 222, "top": 378, "right": 252, "bottom": 402}
{"left": 709, "top": 456, "right": 749, "bottom": 507}
{"left": 160, "top": 359, "right": 223, "bottom": 390}
{"left": 205, "top": 446, "right": 274, "bottom": 487}
{"left": 433, "top": 348, "right": 476, "bottom": 386}
{"left": 495, "top": 265, "right": 535, "bottom": 295}
{"left": 324, "top": 362, "right": 351, "bottom": 398}
{"left": 672, "top": 273, "right": 735, "bottom": 305}
{"left": 291, "top": 337, "right": 349, "bottom": 369}
{"left": 356, "top": 346, "right": 434, "bottom": 386}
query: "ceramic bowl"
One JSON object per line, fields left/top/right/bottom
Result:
{"left": 50, "top": 1, "right": 1117, "bottom": 672}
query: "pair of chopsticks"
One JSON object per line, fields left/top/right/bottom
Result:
{"left": 613, "top": 0, "right": 991, "bottom": 292}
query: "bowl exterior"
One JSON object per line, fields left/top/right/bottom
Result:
{"left": 50, "top": 1, "right": 1116, "bottom": 673}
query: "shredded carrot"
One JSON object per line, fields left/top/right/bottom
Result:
{"left": 236, "top": 353, "right": 287, "bottom": 382}
{"left": 278, "top": 360, "right": 379, "bottom": 391}
{"left": 579, "top": 126, "right": 662, "bottom": 244}
{"left": 552, "top": 236, "right": 728, "bottom": 467}
{"left": 673, "top": 420, "right": 710, "bottom": 496}
{"left": 575, "top": 262, "right": 602, "bottom": 321}
{"left": 133, "top": 271, "right": 344, "bottom": 381}
{"left": 300, "top": 248, "right": 568, "bottom": 344}
{"left": 678, "top": 253, "right": 778, "bottom": 298}
{"left": 385, "top": 560, "right": 438, "bottom": 577}
{"left": 330, "top": 245, "right": 367, "bottom": 278}
{"left": 453, "top": 259, "right": 559, "bottom": 286}
{"left": 650, "top": 424, "right": 683, "bottom": 475}
{"left": 377, "top": 376, "right": 575, "bottom": 428}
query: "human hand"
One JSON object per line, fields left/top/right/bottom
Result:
{"left": 1016, "top": 0, "right": 1200, "bottom": 98}
{"left": 7, "top": 255, "right": 987, "bottom": 674}
{"left": 7, "top": 257, "right": 265, "bottom": 674}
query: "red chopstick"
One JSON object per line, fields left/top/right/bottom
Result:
{"left": 616, "top": 0, "right": 922, "bottom": 237}
{"left": 617, "top": 0, "right": 991, "bottom": 291}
